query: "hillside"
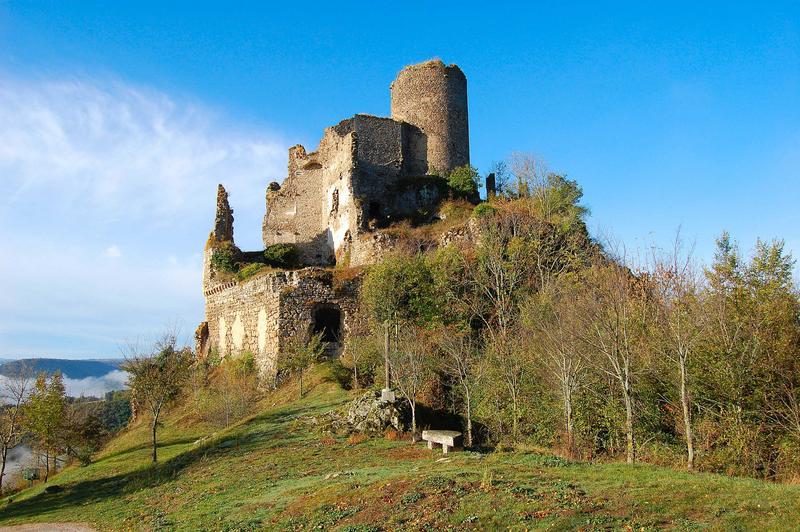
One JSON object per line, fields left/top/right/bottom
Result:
{"left": 0, "top": 359, "right": 122, "bottom": 380}
{"left": 3, "top": 365, "right": 800, "bottom": 531}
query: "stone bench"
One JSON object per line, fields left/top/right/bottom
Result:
{"left": 422, "top": 430, "right": 462, "bottom": 454}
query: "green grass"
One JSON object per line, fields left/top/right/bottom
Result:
{"left": 3, "top": 365, "right": 800, "bottom": 530}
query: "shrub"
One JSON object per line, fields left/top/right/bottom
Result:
{"left": 384, "top": 429, "right": 404, "bottom": 441}
{"left": 347, "top": 433, "right": 368, "bottom": 445}
{"left": 237, "top": 263, "right": 266, "bottom": 281}
{"left": 447, "top": 165, "right": 481, "bottom": 201}
{"left": 211, "top": 243, "right": 237, "bottom": 273}
{"left": 264, "top": 243, "right": 300, "bottom": 269}
{"left": 472, "top": 202, "right": 497, "bottom": 218}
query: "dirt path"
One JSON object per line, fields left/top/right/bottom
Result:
{"left": 0, "top": 525, "right": 97, "bottom": 532}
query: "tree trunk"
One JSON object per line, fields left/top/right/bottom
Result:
{"left": 0, "top": 445, "right": 8, "bottom": 495}
{"left": 564, "top": 384, "right": 574, "bottom": 456}
{"left": 44, "top": 449, "right": 50, "bottom": 482}
{"left": 353, "top": 364, "right": 359, "bottom": 390}
{"left": 152, "top": 419, "right": 158, "bottom": 463}
{"left": 410, "top": 400, "right": 418, "bottom": 443}
{"left": 511, "top": 390, "right": 519, "bottom": 437}
{"left": 464, "top": 386, "right": 473, "bottom": 447}
{"left": 384, "top": 322, "right": 391, "bottom": 389}
{"left": 679, "top": 354, "right": 694, "bottom": 471}
{"left": 299, "top": 371, "right": 304, "bottom": 399}
{"left": 622, "top": 381, "right": 635, "bottom": 464}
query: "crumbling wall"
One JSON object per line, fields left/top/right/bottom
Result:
{"left": 202, "top": 268, "right": 359, "bottom": 380}
{"left": 203, "top": 270, "right": 284, "bottom": 378}
{"left": 263, "top": 131, "right": 358, "bottom": 266}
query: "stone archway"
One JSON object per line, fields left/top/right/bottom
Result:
{"left": 311, "top": 303, "right": 342, "bottom": 343}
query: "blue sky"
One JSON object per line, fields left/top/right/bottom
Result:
{"left": 1, "top": 1, "right": 799, "bottom": 358}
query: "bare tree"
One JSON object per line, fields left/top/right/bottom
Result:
{"left": 123, "top": 333, "right": 193, "bottom": 463}
{"left": 510, "top": 151, "right": 549, "bottom": 201}
{"left": 577, "top": 259, "right": 652, "bottom": 464}
{"left": 437, "top": 330, "right": 482, "bottom": 447}
{"left": 524, "top": 281, "right": 587, "bottom": 455}
{"left": 389, "top": 326, "right": 432, "bottom": 441}
{"left": 0, "top": 364, "right": 32, "bottom": 493}
{"left": 652, "top": 234, "right": 702, "bottom": 470}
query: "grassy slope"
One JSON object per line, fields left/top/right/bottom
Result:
{"left": 2, "top": 365, "right": 800, "bottom": 531}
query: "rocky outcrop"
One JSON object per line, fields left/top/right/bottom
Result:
{"left": 345, "top": 390, "right": 410, "bottom": 434}
{"left": 301, "top": 390, "right": 410, "bottom": 436}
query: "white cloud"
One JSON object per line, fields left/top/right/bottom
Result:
{"left": 0, "top": 74, "right": 288, "bottom": 357}
{"left": 103, "top": 245, "right": 122, "bottom": 258}
{"left": 0, "top": 75, "right": 286, "bottom": 224}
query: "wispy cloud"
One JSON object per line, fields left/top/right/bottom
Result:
{"left": 0, "top": 74, "right": 288, "bottom": 357}
{"left": 103, "top": 245, "right": 122, "bottom": 258}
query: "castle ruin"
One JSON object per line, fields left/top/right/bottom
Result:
{"left": 197, "top": 59, "right": 470, "bottom": 379}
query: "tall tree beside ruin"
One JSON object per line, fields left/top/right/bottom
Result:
{"left": 22, "top": 372, "right": 66, "bottom": 482}
{"left": 523, "top": 279, "right": 587, "bottom": 455}
{"left": 652, "top": 236, "right": 702, "bottom": 470}
{"left": 577, "top": 260, "right": 653, "bottom": 464}
{"left": 436, "top": 329, "right": 482, "bottom": 447}
{"left": 282, "top": 332, "right": 325, "bottom": 399}
{"left": 389, "top": 327, "right": 433, "bottom": 441}
{"left": 0, "top": 364, "right": 32, "bottom": 493}
{"left": 123, "top": 334, "right": 192, "bottom": 463}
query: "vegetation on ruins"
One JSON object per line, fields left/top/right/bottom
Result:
{"left": 209, "top": 241, "right": 237, "bottom": 273}
{"left": 445, "top": 164, "right": 481, "bottom": 201}
{"left": 263, "top": 243, "right": 300, "bottom": 269}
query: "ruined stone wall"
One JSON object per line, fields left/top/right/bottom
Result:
{"left": 202, "top": 267, "right": 359, "bottom": 380}
{"left": 390, "top": 59, "right": 470, "bottom": 175}
{"left": 263, "top": 132, "right": 357, "bottom": 266}
{"left": 276, "top": 269, "right": 359, "bottom": 351}
{"left": 203, "top": 268, "right": 284, "bottom": 378}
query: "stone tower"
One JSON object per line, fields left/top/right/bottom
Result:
{"left": 390, "top": 59, "right": 469, "bottom": 175}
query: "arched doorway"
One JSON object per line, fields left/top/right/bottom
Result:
{"left": 311, "top": 304, "right": 342, "bottom": 344}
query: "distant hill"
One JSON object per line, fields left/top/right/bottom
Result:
{"left": 0, "top": 358, "right": 122, "bottom": 379}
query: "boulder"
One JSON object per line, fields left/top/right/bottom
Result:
{"left": 346, "top": 390, "right": 410, "bottom": 434}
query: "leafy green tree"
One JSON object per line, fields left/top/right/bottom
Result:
{"left": 62, "top": 402, "right": 107, "bottom": 466}
{"left": 282, "top": 332, "right": 325, "bottom": 398}
{"left": 362, "top": 253, "right": 440, "bottom": 327}
{"left": 447, "top": 165, "right": 481, "bottom": 201}
{"left": 123, "top": 335, "right": 193, "bottom": 463}
{"left": 22, "top": 372, "right": 66, "bottom": 481}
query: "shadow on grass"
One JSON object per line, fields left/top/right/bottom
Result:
{"left": 1, "top": 396, "right": 345, "bottom": 522}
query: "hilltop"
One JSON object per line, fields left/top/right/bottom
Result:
{"left": 3, "top": 364, "right": 800, "bottom": 531}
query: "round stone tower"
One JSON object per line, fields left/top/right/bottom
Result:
{"left": 390, "top": 59, "right": 469, "bottom": 175}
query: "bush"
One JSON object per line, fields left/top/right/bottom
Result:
{"left": 472, "top": 202, "right": 497, "bottom": 218}
{"left": 264, "top": 243, "right": 299, "bottom": 269}
{"left": 447, "top": 165, "right": 481, "bottom": 201}
{"left": 211, "top": 243, "right": 237, "bottom": 273}
{"left": 237, "top": 263, "right": 266, "bottom": 281}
